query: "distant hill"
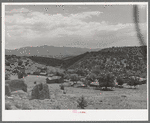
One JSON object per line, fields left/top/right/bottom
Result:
{"left": 5, "top": 45, "right": 101, "bottom": 59}
{"left": 27, "top": 56, "right": 65, "bottom": 67}
{"left": 67, "top": 46, "right": 147, "bottom": 77}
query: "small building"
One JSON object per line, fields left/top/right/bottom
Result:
{"left": 48, "top": 74, "right": 54, "bottom": 77}
{"left": 90, "top": 82, "right": 99, "bottom": 87}
{"left": 40, "top": 72, "right": 47, "bottom": 76}
{"left": 73, "top": 81, "right": 86, "bottom": 88}
{"left": 46, "top": 76, "right": 64, "bottom": 84}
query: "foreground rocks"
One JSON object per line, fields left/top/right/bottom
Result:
{"left": 5, "top": 84, "right": 11, "bottom": 96}
{"left": 5, "top": 79, "right": 27, "bottom": 92}
{"left": 31, "top": 83, "right": 50, "bottom": 100}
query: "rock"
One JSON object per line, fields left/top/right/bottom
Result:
{"left": 5, "top": 102, "right": 12, "bottom": 110}
{"left": 50, "top": 94, "right": 55, "bottom": 99}
{"left": 11, "top": 90, "right": 28, "bottom": 99}
{"left": 31, "top": 83, "right": 50, "bottom": 100}
{"left": 5, "top": 84, "right": 11, "bottom": 96}
{"left": 121, "top": 95, "right": 127, "bottom": 98}
{"left": 5, "top": 79, "right": 27, "bottom": 92}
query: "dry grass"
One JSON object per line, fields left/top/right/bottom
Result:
{"left": 5, "top": 75, "right": 147, "bottom": 110}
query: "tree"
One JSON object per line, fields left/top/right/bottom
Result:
{"left": 64, "top": 74, "right": 70, "bottom": 79}
{"left": 97, "top": 72, "right": 115, "bottom": 90}
{"left": 56, "top": 70, "right": 65, "bottom": 78}
{"left": 86, "top": 73, "right": 97, "bottom": 82}
{"left": 76, "top": 69, "right": 85, "bottom": 76}
{"left": 18, "top": 72, "right": 24, "bottom": 79}
{"left": 116, "top": 76, "right": 124, "bottom": 87}
{"left": 5, "top": 73, "right": 10, "bottom": 80}
{"left": 5, "top": 60, "right": 10, "bottom": 66}
{"left": 127, "top": 76, "right": 141, "bottom": 88}
{"left": 70, "top": 74, "right": 79, "bottom": 84}
{"left": 18, "top": 60, "right": 23, "bottom": 66}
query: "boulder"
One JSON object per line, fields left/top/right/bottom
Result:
{"left": 31, "top": 83, "right": 50, "bottom": 100}
{"left": 5, "top": 79, "right": 27, "bottom": 92}
{"left": 5, "top": 102, "right": 12, "bottom": 110}
{"left": 5, "top": 84, "right": 11, "bottom": 96}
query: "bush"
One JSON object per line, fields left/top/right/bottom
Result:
{"left": 18, "top": 60, "right": 23, "bottom": 66}
{"left": 127, "top": 76, "right": 141, "bottom": 88}
{"left": 70, "top": 74, "right": 79, "bottom": 84}
{"left": 77, "top": 96, "right": 88, "bottom": 109}
{"left": 82, "top": 78, "right": 91, "bottom": 87}
{"left": 60, "top": 84, "right": 64, "bottom": 90}
{"left": 86, "top": 73, "right": 97, "bottom": 82}
{"left": 5, "top": 60, "right": 10, "bottom": 66}
{"left": 5, "top": 73, "right": 10, "bottom": 80}
{"left": 18, "top": 72, "right": 24, "bottom": 79}
{"left": 64, "top": 74, "right": 70, "bottom": 79}
{"left": 116, "top": 76, "right": 124, "bottom": 86}
{"left": 76, "top": 69, "right": 85, "bottom": 76}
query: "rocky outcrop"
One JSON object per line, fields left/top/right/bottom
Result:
{"left": 5, "top": 79, "right": 27, "bottom": 92}
{"left": 5, "top": 84, "right": 11, "bottom": 96}
{"left": 31, "top": 83, "right": 50, "bottom": 100}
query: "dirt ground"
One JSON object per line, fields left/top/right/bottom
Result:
{"left": 5, "top": 75, "right": 147, "bottom": 110}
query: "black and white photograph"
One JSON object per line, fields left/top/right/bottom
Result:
{"left": 2, "top": 2, "right": 148, "bottom": 121}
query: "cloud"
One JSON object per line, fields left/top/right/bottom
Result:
{"left": 69, "top": 11, "right": 103, "bottom": 19}
{"left": 5, "top": 8, "right": 147, "bottom": 49}
{"left": 5, "top": 8, "right": 31, "bottom": 13}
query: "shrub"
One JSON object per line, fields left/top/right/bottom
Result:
{"left": 5, "top": 60, "right": 10, "bottom": 66}
{"left": 18, "top": 60, "right": 23, "bottom": 66}
{"left": 70, "top": 74, "right": 79, "bottom": 84}
{"left": 116, "top": 76, "right": 124, "bottom": 86}
{"left": 82, "top": 78, "right": 91, "bottom": 87}
{"left": 54, "top": 105, "right": 61, "bottom": 109}
{"left": 88, "top": 73, "right": 97, "bottom": 81}
{"left": 127, "top": 76, "right": 141, "bottom": 88}
{"left": 76, "top": 69, "right": 85, "bottom": 76}
{"left": 5, "top": 73, "right": 10, "bottom": 80}
{"left": 18, "top": 72, "right": 24, "bottom": 79}
{"left": 64, "top": 74, "right": 70, "bottom": 79}
{"left": 60, "top": 84, "right": 64, "bottom": 90}
{"left": 56, "top": 70, "right": 65, "bottom": 78}
{"left": 77, "top": 96, "right": 88, "bottom": 109}
{"left": 21, "top": 102, "right": 33, "bottom": 110}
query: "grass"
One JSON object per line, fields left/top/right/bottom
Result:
{"left": 5, "top": 75, "right": 147, "bottom": 109}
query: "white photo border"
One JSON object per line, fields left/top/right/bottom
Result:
{"left": 2, "top": 2, "right": 149, "bottom": 121}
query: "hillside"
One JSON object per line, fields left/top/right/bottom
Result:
{"left": 68, "top": 46, "right": 147, "bottom": 78}
{"left": 27, "top": 56, "right": 65, "bottom": 67}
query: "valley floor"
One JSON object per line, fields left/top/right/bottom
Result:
{"left": 5, "top": 75, "right": 147, "bottom": 110}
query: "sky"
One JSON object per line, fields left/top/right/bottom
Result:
{"left": 4, "top": 4, "right": 147, "bottom": 49}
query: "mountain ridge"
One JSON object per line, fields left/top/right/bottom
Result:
{"left": 5, "top": 45, "right": 101, "bottom": 59}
